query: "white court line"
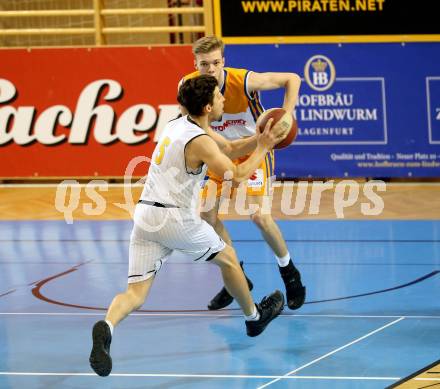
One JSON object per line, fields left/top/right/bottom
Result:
{"left": 415, "top": 378, "right": 440, "bottom": 381}
{"left": 0, "top": 372, "right": 399, "bottom": 381}
{"left": 0, "top": 312, "right": 439, "bottom": 319}
{"left": 257, "top": 317, "right": 406, "bottom": 389}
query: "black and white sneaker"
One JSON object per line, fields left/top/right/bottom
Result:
{"left": 207, "top": 261, "right": 253, "bottom": 310}
{"left": 246, "top": 290, "right": 284, "bottom": 337}
{"left": 89, "top": 320, "right": 112, "bottom": 377}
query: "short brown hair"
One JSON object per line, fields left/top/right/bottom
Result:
{"left": 192, "top": 36, "right": 224, "bottom": 56}
{"left": 177, "top": 75, "right": 218, "bottom": 116}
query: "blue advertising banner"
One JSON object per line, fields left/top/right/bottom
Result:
{"left": 226, "top": 43, "right": 440, "bottom": 177}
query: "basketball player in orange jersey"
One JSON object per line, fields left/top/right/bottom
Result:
{"left": 180, "top": 36, "right": 306, "bottom": 311}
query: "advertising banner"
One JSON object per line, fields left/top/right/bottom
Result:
{"left": 0, "top": 47, "right": 193, "bottom": 178}
{"left": 2, "top": 44, "right": 439, "bottom": 178}
{"left": 225, "top": 43, "right": 440, "bottom": 177}
{"left": 214, "top": 0, "right": 440, "bottom": 41}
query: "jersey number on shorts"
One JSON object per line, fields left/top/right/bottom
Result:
{"left": 155, "top": 137, "right": 171, "bottom": 165}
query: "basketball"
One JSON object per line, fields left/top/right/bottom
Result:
{"left": 257, "top": 108, "right": 298, "bottom": 149}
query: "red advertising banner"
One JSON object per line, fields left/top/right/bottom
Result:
{"left": 0, "top": 47, "right": 194, "bottom": 178}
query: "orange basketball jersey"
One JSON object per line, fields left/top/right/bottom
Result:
{"left": 181, "top": 68, "right": 265, "bottom": 141}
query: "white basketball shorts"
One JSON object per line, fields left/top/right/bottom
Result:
{"left": 128, "top": 203, "right": 225, "bottom": 283}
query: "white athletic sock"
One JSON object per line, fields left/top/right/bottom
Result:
{"left": 245, "top": 305, "right": 260, "bottom": 321}
{"left": 105, "top": 319, "right": 114, "bottom": 335}
{"left": 276, "top": 252, "right": 291, "bottom": 267}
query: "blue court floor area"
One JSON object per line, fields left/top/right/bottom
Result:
{"left": 0, "top": 220, "right": 439, "bottom": 389}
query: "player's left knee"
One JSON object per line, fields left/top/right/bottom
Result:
{"left": 127, "top": 282, "right": 149, "bottom": 308}
{"left": 250, "top": 212, "right": 274, "bottom": 231}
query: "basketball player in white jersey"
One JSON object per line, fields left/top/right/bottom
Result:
{"left": 181, "top": 36, "right": 305, "bottom": 312}
{"left": 89, "top": 75, "right": 288, "bottom": 377}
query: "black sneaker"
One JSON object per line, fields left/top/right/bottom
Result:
{"left": 279, "top": 261, "right": 306, "bottom": 310}
{"left": 246, "top": 290, "right": 284, "bottom": 337}
{"left": 285, "top": 281, "right": 306, "bottom": 310}
{"left": 89, "top": 320, "right": 112, "bottom": 377}
{"left": 207, "top": 261, "right": 253, "bottom": 310}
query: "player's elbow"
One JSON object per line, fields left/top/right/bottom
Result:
{"left": 288, "top": 73, "right": 301, "bottom": 88}
{"left": 216, "top": 166, "right": 241, "bottom": 187}
{"left": 231, "top": 171, "right": 249, "bottom": 186}
{"left": 231, "top": 177, "right": 243, "bottom": 187}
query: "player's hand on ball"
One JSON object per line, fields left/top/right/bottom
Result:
{"left": 256, "top": 108, "right": 298, "bottom": 149}
{"left": 257, "top": 118, "right": 279, "bottom": 150}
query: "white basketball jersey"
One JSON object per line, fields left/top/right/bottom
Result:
{"left": 140, "top": 116, "right": 208, "bottom": 209}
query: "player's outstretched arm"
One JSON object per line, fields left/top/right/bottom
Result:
{"left": 205, "top": 127, "right": 257, "bottom": 160}
{"left": 205, "top": 118, "right": 287, "bottom": 160}
{"left": 247, "top": 72, "right": 301, "bottom": 114}
{"left": 187, "top": 119, "right": 278, "bottom": 184}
